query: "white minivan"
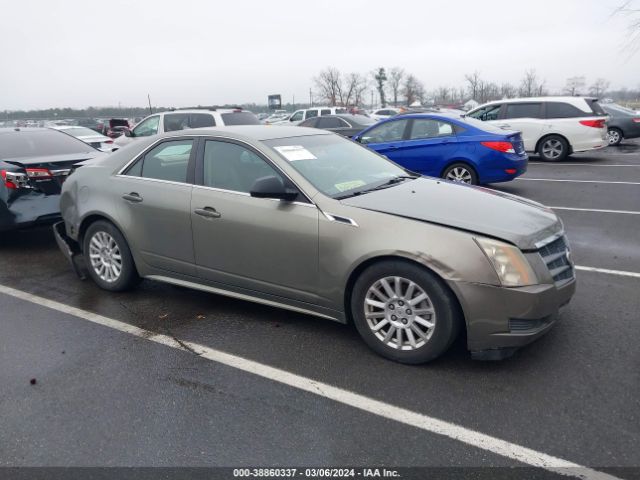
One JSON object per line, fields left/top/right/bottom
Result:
{"left": 466, "top": 97, "right": 608, "bottom": 161}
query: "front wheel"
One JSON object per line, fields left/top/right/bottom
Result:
{"left": 350, "top": 261, "right": 462, "bottom": 364}
{"left": 538, "top": 135, "right": 569, "bottom": 161}
{"left": 442, "top": 163, "right": 478, "bottom": 185}
{"left": 83, "top": 220, "right": 139, "bottom": 292}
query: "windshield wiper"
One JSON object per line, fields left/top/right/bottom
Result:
{"left": 335, "top": 175, "right": 418, "bottom": 199}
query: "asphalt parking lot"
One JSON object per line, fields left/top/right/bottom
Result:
{"left": 1, "top": 142, "right": 639, "bottom": 478}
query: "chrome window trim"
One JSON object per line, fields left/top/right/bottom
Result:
{"left": 114, "top": 175, "right": 192, "bottom": 188}
{"left": 115, "top": 134, "right": 316, "bottom": 206}
{"left": 192, "top": 184, "right": 316, "bottom": 208}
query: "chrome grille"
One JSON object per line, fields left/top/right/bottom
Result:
{"left": 538, "top": 236, "right": 574, "bottom": 285}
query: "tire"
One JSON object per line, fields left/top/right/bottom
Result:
{"left": 442, "top": 162, "right": 478, "bottom": 185}
{"left": 608, "top": 128, "right": 623, "bottom": 146}
{"left": 538, "top": 135, "right": 569, "bottom": 162}
{"left": 83, "top": 220, "right": 139, "bottom": 292}
{"left": 350, "top": 260, "right": 462, "bottom": 364}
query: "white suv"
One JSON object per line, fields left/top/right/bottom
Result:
{"left": 115, "top": 108, "right": 260, "bottom": 146}
{"left": 283, "top": 107, "right": 348, "bottom": 125}
{"left": 466, "top": 97, "right": 608, "bottom": 161}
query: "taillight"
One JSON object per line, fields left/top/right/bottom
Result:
{"left": 579, "top": 119, "right": 606, "bottom": 128}
{"left": 481, "top": 141, "right": 515, "bottom": 154}
{"left": 105, "top": 140, "right": 113, "bottom": 144}
{"left": 26, "top": 168, "right": 53, "bottom": 179}
{"left": 1, "top": 170, "right": 17, "bottom": 189}
{"left": 633, "top": 118, "right": 640, "bottom": 123}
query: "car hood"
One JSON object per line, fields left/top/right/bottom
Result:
{"left": 340, "top": 178, "right": 562, "bottom": 250}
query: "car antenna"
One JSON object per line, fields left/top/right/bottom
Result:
{"left": 147, "top": 94, "right": 153, "bottom": 115}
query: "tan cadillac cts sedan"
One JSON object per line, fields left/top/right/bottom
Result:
{"left": 55, "top": 126, "right": 576, "bottom": 363}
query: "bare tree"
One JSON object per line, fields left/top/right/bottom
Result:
{"left": 464, "top": 71, "right": 482, "bottom": 100}
{"left": 314, "top": 67, "right": 342, "bottom": 106}
{"left": 500, "top": 83, "right": 517, "bottom": 99}
{"left": 388, "top": 67, "right": 405, "bottom": 106}
{"left": 564, "top": 76, "right": 586, "bottom": 96}
{"left": 614, "top": 1, "right": 640, "bottom": 54}
{"left": 519, "top": 69, "right": 540, "bottom": 97}
{"left": 351, "top": 73, "right": 369, "bottom": 106}
{"left": 434, "top": 86, "right": 450, "bottom": 103}
{"left": 589, "top": 78, "right": 611, "bottom": 97}
{"left": 373, "top": 68, "right": 387, "bottom": 107}
{"left": 402, "top": 74, "right": 424, "bottom": 105}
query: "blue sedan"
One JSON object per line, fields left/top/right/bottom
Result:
{"left": 353, "top": 113, "right": 528, "bottom": 185}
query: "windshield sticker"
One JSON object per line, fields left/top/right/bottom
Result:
{"left": 335, "top": 180, "right": 366, "bottom": 192}
{"left": 274, "top": 145, "right": 317, "bottom": 161}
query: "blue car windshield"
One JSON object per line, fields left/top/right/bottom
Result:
{"left": 264, "top": 134, "right": 408, "bottom": 198}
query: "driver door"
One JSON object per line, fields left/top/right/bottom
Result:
{"left": 190, "top": 138, "right": 320, "bottom": 304}
{"left": 358, "top": 118, "right": 410, "bottom": 161}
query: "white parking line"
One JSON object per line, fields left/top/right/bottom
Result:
{"left": 529, "top": 163, "right": 640, "bottom": 167}
{"left": 0, "top": 283, "right": 622, "bottom": 480}
{"left": 575, "top": 266, "right": 640, "bottom": 279}
{"left": 516, "top": 178, "right": 640, "bottom": 185}
{"left": 550, "top": 206, "right": 640, "bottom": 215}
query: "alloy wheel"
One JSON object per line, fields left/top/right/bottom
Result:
{"left": 445, "top": 167, "right": 473, "bottom": 183}
{"left": 608, "top": 130, "right": 621, "bottom": 145}
{"left": 541, "top": 139, "right": 563, "bottom": 159}
{"left": 364, "top": 276, "right": 436, "bottom": 350}
{"left": 88, "top": 231, "right": 123, "bottom": 283}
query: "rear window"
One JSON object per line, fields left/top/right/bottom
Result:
{"left": 0, "top": 130, "right": 95, "bottom": 158}
{"left": 586, "top": 99, "right": 606, "bottom": 116}
{"left": 220, "top": 112, "right": 260, "bottom": 126}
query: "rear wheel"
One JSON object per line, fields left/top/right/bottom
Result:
{"left": 538, "top": 135, "right": 569, "bottom": 161}
{"left": 608, "top": 128, "right": 623, "bottom": 146}
{"left": 83, "top": 220, "right": 139, "bottom": 291}
{"left": 350, "top": 260, "right": 462, "bottom": 364}
{"left": 442, "top": 163, "right": 478, "bottom": 185}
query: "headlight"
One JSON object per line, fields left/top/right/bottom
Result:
{"left": 474, "top": 237, "right": 537, "bottom": 287}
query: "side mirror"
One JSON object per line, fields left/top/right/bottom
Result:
{"left": 250, "top": 175, "right": 298, "bottom": 201}
{"left": 353, "top": 136, "right": 361, "bottom": 143}
{"left": 124, "top": 128, "right": 133, "bottom": 137}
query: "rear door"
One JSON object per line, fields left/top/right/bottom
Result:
{"left": 116, "top": 138, "right": 196, "bottom": 275}
{"left": 400, "top": 118, "right": 459, "bottom": 176}
{"left": 498, "top": 102, "right": 544, "bottom": 151}
{"left": 358, "top": 118, "right": 411, "bottom": 161}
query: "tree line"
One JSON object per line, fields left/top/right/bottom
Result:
{"left": 313, "top": 66, "right": 634, "bottom": 107}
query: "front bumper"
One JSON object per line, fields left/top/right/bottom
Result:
{"left": 451, "top": 278, "right": 576, "bottom": 357}
{"left": 53, "top": 221, "right": 87, "bottom": 279}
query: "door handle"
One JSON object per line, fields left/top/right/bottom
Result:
{"left": 194, "top": 207, "right": 221, "bottom": 219}
{"left": 122, "top": 192, "right": 143, "bottom": 202}
{"left": 498, "top": 124, "right": 511, "bottom": 129}
{"left": 388, "top": 145, "right": 399, "bottom": 150}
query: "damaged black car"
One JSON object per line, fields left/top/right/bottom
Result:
{"left": 0, "top": 128, "right": 103, "bottom": 231}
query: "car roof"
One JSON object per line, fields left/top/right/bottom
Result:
{"left": 0, "top": 127, "right": 52, "bottom": 135}
{"left": 164, "top": 125, "right": 332, "bottom": 141}
{"left": 479, "top": 96, "right": 596, "bottom": 106}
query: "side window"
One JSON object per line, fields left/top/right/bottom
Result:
{"left": 164, "top": 113, "right": 190, "bottom": 132}
{"left": 504, "top": 103, "right": 542, "bottom": 119}
{"left": 360, "top": 119, "right": 409, "bottom": 144}
{"left": 203, "top": 140, "right": 283, "bottom": 194}
{"left": 299, "top": 118, "right": 317, "bottom": 127}
{"left": 317, "top": 117, "right": 343, "bottom": 128}
{"left": 468, "top": 105, "right": 501, "bottom": 121}
{"left": 409, "top": 119, "right": 454, "bottom": 140}
{"left": 126, "top": 139, "right": 193, "bottom": 182}
{"left": 132, "top": 115, "right": 160, "bottom": 137}
{"left": 320, "top": 109, "right": 332, "bottom": 116}
{"left": 306, "top": 110, "right": 319, "bottom": 119}
{"left": 190, "top": 113, "right": 216, "bottom": 128}
{"left": 545, "top": 102, "right": 585, "bottom": 119}
{"left": 290, "top": 111, "right": 304, "bottom": 122}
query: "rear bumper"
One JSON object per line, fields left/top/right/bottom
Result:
{"left": 0, "top": 193, "right": 62, "bottom": 231}
{"left": 450, "top": 278, "right": 576, "bottom": 357}
{"left": 571, "top": 133, "right": 607, "bottom": 153}
{"left": 478, "top": 154, "right": 528, "bottom": 184}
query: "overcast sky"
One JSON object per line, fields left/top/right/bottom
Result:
{"left": 1, "top": 0, "right": 638, "bottom": 110}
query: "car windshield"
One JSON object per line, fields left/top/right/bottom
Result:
{"left": 0, "top": 129, "right": 95, "bottom": 158}
{"left": 264, "top": 134, "right": 410, "bottom": 198}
